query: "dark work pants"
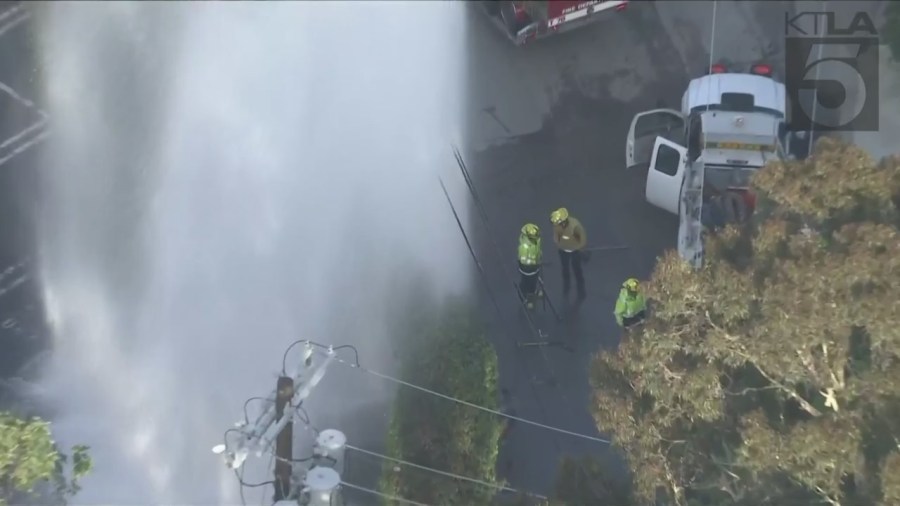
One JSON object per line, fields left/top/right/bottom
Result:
{"left": 558, "top": 250, "right": 585, "bottom": 297}
{"left": 518, "top": 263, "right": 541, "bottom": 297}
{"left": 623, "top": 310, "right": 647, "bottom": 328}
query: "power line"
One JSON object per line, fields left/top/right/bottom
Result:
{"left": 344, "top": 443, "right": 547, "bottom": 500}
{"left": 340, "top": 480, "right": 435, "bottom": 506}
{"left": 323, "top": 351, "right": 611, "bottom": 444}
{"left": 450, "top": 146, "right": 613, "bottom": 500}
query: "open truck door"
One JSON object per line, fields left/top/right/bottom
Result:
{"left": 625, "top": 109, "right": 685, "bottom": 168}
{"left": 645, "top": 137, "right": 688, "bottom": 216}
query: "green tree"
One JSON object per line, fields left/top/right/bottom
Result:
{"left": 590, "top": 138, "right": 900, "bottom": 506}
{"left": 0, "top": 412, "right": 92, "bottom": 506}
{"left": 378, "top": 299, "right": 505, "bottom": 506}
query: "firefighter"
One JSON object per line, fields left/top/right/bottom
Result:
{"left": 614, "top": 278, "right": 647, "bottom": 328}
{"left": 518, "top": 223, "right": 543, "bottom": 309}
{"left": 550, "top": 207, "right": 587, "bottom": 301}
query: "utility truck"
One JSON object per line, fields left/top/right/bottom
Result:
{"left": 624, "top": 61, "right": 813, "bottom": 268}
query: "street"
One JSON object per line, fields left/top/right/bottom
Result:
{"left": 460, "top": 0, "right": 794, "bottom": 494}
{"left": 0, "top": 0, "right": 888, "bottom": 502}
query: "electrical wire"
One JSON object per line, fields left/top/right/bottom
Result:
{"left": 244, "top": 396, "right": 272, "bottom": 425}
{"left": 340, "top": 480, "right": 435, "bottom": 506}
{"left": 282, "top": 339, "right": 360, "bottom": 375}
{"left": 323, "top": 351, "right": 610, "bottom": 444}
{"left": 234, "top": 468, "right": 275, "bottom": 506}
{"left": 345, "top": 443, "right": 547, "bottom": 500}
{"left": 452, "top": 146, "right": 616, "bottom": 499}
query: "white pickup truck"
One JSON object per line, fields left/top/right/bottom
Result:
{"left": 624, "top": 61, "right": 812, "bottom": 267}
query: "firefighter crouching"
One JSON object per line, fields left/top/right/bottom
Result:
{"left": 615, "top": 278, "right": 647, "bottom": 328}
{"left": 518, "top": 223, "right": 543, "bottom": 309}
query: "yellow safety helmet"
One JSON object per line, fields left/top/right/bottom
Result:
{"left": 550, "top": 207, "right": 569, "bottom": 225}
{"left": 521, "top": 223, "right": 540, "bottom": 238}
{"left": 623, "top": 278, "right": 640, "bottom": 291}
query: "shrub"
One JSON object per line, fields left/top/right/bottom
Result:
{"left": 378, "top": 299, "right": 504, "bottom": 505}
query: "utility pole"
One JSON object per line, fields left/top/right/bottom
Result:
{"left": 214, "top": 344, "right": 359, "bottom": 505}
{"left": 213, "top": 342, "right": 334, "bottom": 490}
{"left": 273, "top": 375, "right": 294, "bottom": 502}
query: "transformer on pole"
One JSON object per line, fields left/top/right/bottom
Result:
{"left": 314, "top": 429, "right": 346, "bottom": 474}
{"left": 303, "top": 466, "right": 342, "bottom": 506}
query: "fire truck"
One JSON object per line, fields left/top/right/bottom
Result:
{"left": 480, "top": 0, "right": 629, "bottom": 45}
{"left": 624, "top": 61, "right": 814, "bottom": 267}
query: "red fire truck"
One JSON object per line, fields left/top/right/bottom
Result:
{"left": 480, "top": 0, "right": 629, "bottom": 45}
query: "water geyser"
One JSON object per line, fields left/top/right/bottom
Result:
{"left": 33, "top": 2, "right": 471, "bottom": 503}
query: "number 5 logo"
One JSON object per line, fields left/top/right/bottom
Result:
{"left": 786, "top": 37, "right": 879, "bottom": 132}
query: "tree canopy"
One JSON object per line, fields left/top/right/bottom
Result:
{"left": 590, "top": 138, "right": 900, "bottom": 505}
{"left": 0, "top": 412, "right": 92, "bottom": 506}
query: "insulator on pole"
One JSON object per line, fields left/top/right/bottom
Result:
{"left": 314, "top": 429, "right": 346, "bottom": 473}
{"left": 304, "top": 466, "right": 341, "bottom": 506}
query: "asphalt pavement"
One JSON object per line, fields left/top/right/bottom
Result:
{"left": 460, "top": 0, "right": 794, "bottom": 495}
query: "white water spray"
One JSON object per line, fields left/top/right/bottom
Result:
{"left": 33, "top": 2, "right": 470, "bottom": 503}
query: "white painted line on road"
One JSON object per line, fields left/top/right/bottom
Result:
{"left": 0, "top": 11, "right": 28, "bottom": 37}
{"left": 0, "top": 128, "right": 49, "bottom": 167}
{"left": 0, "top": 119, "right": 47, "bottom": 150}
{"left": 0, "top": 81, "right": 48, "bottom": 118}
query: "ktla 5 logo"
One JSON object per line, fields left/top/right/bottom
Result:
{"left": 784, "top": 10, "right": 880, "bottom": 132}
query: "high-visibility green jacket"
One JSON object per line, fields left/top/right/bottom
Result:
{"left": 518, "top": 234, "right": 542, "bottom": 266}
{"left": 614, "top": 288, "right": 646, "bottom": 325}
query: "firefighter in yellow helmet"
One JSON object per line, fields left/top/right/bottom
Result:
{"left": 550, "top": 207, "right": 587, "bottom": 302}
{"left": 517, "top": 223, "right": 543, "bottom": 309}
{"left": 614, "top": 278, "right": 647, "bottom": 328}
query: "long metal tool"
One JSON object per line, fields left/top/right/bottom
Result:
{"left": 450, "top": 148, "right": 610, "bottom": 489}
{"left": 584, "top": 245, "right": 629, "bottom": 252}
{"left": 451, "top": 145, "right": 571, "bottom": 376}
{"left": 452, "top": 146, "right": 564, "bottom": 327}
{"left": 438, "top": 176, "right": 510, "bottom": 321}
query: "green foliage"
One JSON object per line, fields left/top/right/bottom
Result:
{"left": 884, "top": 2, "right": 900, "bottom": 62}
{"left": 552, "top": 456, "right": 635, "bottom": 506}
{"left": 378, "top": 298, "right": 505, "bottom": 506}
{"left": 0, "top": 412, "right": 93, "bottom": 506}
{"left": 590, "top": 139, "right": 900, "bottom": 506}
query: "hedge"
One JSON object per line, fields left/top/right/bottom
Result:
{"left": 377, "top": 299, "right": 504, "bottom": 506}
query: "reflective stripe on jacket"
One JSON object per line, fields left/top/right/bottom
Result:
{"left": 614, "top": 288, "right": 646, "bottom": 320}
{"left": 518, "top": 234, "right": 542, "bottom": 266}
